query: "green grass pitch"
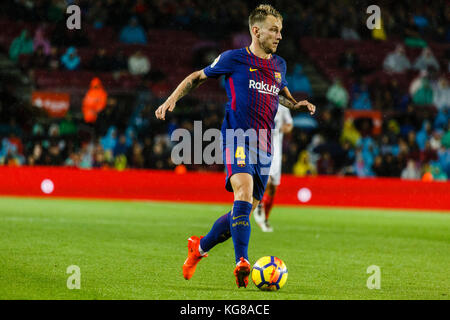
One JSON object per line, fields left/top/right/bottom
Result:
{"left": 0, "top": 196, "right": 449, "bottom": 300}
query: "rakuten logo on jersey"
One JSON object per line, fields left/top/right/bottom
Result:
{"left": 249, "top": 80, "right": 280, "bottom": 96}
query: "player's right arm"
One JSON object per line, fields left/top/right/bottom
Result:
{"left": 155, "top": 70, "right": 208, "bottom": 120}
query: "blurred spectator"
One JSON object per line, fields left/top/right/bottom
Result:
{"left": 340, "top": 119, "right": 361, "bottom": 147}
{"left": 431, "top": 164, "right": 448, "bottom": 181}
{"left": 339, "top": 49, "right": 360, "bottom": 73}
{"left": 59, "top": 113, "right": 78, "bottom": 137}
{"left": 48, "top": 46, "right": 60, "bottom": 70}
{"left": 316, "top": 151, "right": 335, "bottom": 175}
{"left": 340, "top": 21, "right": 360, "bottom": 40}
{"left": 110, "top": 49, "right": 128, "bottom": 73}
{"left": 318, "top": 109, "right": 341, "bottom": 140}
{"left": 29, "top": 46, "right": 50, "bottom": 69}
{"left": 286, "top": 64, "right": 312, "bottom": 96}
{"left": 92, "top": 144, "right": 106, "bottom": 168}
{"left": 351, "top": 83, "right": 372, "bottom": 110}
{"left": 125, "top": 127, "right": 136, "bottom": 149}
{"left": 87, "top": 1, "right": 109, "bottom": 28}
{"left": 401, "top": 159, "right": 421, "bottom": 180}
{"left": 9, "top": 30, "right": 34, "bottom": 62}
{"left": 82, "top": 77, "right": 108, "bottom": 124}
{"left": 353, "top": 147, "right": 373, "bottom": 177}
{"left": 27, "top": 143, "right": 44, "bottom": 166}
{"left": 429, "top": 130, "right": 443, "bottom": 150}
{"left": 416, "top": 120, "right": 432, "bottom": 151}
{"left": 90, "top": 48, "right": 112, "bottom": 72}
{"left": 149, "top": 139, "right": 170, "bottom": 169}
{"left": 128, "top": 141, "right": 144, "bottom": 168}
{"left": 119, "top": 16, "right": 148, "bottom": 44}
{"left": 79, "top": 142, "right": 94, "bottom": 169}
{"left": 372, "top": 155, "right": 385, "bottom": 176}
{"left": 142, "top": 137, "right": 153, "bottom": 168}
{"left": 420, "top": 141, "right": 438, "bottom": 164}
{"left": 33, "top": 27, "right": 51, "bottom": 55}
{"left": 407, "top": 131, "right": 421, "bottom": 161}
{"left": 432, "top": 77, "right": 450, "bottom": 111}
{"left": 113, "top": 134, "right": 128, "bottom": 157}
{"left": 293, "top": 151, "right": 317, "bottom": 176}
{"left": 383, "top": 44, "right": 411, "bottom": 73}
{"left": 382, "top": 153, "right": 402, "bottom": 177}
{"left": 326, "top": 78, "right": 349, "bottom": 109}
{"left": 47, "top": 0, "right": 65, "bottom": 22}
{"left": 413, "top": 47, "right": 440, "bottom": 72}
{"left": 409, "top": 71, "right": 433, "bottom": 105}
{"left": 442, "top": 127, "right": 450, "bottom": 149}
{"left": 100, "top": 126, "right": 118, "bottom": 153}
{"left": 128, "top": 50, "right": 151, "bottom": 76}
{"left": 44, "top": 142, "right": 63, "bottom": 166}
{"left": 403, "top": 15, "right": 428, "bottom": 48}
{"left": 60, "top": 46, "right": 81, "bottom": 70}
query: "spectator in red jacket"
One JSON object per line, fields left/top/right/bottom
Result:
{"left": 82, "top": 77, "right": 108, "bottom": 123}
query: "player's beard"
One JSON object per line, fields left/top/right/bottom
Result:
{"left": 259, "top": 37, "right": 276, "bottom": 54}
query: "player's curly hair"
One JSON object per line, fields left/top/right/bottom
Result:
{"left": 248, "top": 4, "right": 283, "bottom": 28}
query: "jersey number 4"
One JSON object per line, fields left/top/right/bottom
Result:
{"left": 235, "top": 147, "right": 246, "bottom": 160}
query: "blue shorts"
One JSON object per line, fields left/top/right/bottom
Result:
{"left": 223, "top": 143, "right": 272, "bottom": 201}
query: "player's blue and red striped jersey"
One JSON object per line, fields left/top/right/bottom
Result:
{"left": 203, "top": 47, "right": 288, "bottom": 154}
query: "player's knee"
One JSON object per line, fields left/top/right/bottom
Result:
{"left": 234, "top": 186, "right": 253, "bottom": 203}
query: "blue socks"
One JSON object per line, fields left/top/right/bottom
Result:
{"left": 199, "top": 200, "right": 253, "bottom": 264}
{"left": 230, "top": 200, "right": 252, "bottom": 264}
{"left": 200, "top": 211, "right": 232, "bottom": 252}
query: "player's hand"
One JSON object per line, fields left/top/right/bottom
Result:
{"left": 294, "top": 100, "right": 316, "bottom": 115}
{"left": 155, "top": 98, "right": 176, "bottom": 120}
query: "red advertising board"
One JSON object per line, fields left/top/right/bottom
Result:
{"left": 344, "top": 110, "right": 382, "bottom": 135}
{"left": 0, "top": 166, "right": 449, "bottom": 211}
{"left": 31, "top": 91, "right": 70, "bottom": 118}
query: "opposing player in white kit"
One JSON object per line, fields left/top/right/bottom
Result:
{"left": 254, "top": 104, "right": 293, "bottom": 232}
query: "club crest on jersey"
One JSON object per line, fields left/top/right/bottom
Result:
{"left": 237, "top": 159, "right": 246, "bottom": 167}
{"left": 274, "top": 72, "right": 282, "bottom": 84}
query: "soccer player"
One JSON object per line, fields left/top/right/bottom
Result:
{"left": 253, "top": 103, "right": 293, "bottom": 232}
{"left": 155, "top": 4, "right": 316, "bottom": 288}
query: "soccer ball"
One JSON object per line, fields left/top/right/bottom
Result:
{"left": 251, "top": 256, "right": 288, "bottom": 291}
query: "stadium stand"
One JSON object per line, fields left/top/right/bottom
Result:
{"left": 0, "top": 0, "right": 449, "bottom": 181}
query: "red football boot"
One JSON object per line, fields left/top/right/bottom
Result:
{"left": 233, "top": 257, "right": 251, "bottom": 288}
{"left": 182, "top": 236, "right": 207, "bottom": 280}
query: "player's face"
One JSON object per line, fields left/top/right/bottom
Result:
{"left": 258, "top": 16, "right": 282, "bottom": 54}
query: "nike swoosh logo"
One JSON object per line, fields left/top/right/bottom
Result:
{"left": 249, "top": 68, "right": 258, "bottom": 72}
{"left": 232, "top": 214, "right": 247, "bottom": 220}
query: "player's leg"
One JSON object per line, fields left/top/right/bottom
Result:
{"left": 229, "top": 172, "right": 254, "bottom": 288}
{"left": 229, "top": 172, "right": 253, "bottom": 263}
{"left": 183, "top": 209, "right": 233, "bottom": 281}
{"left": 198, "top": 210, "right": 231, "bottom": 254}
{"left": 260, "top": 160, "right": 281, "bottom": 231}
{"left": 262, "top": 176, "right": 277, "bottom": 219}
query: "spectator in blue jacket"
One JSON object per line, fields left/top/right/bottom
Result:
{"left": 286, "top": 63, "right": 312, "bottom": 96}
{"left": 60, "top": 46, "right": 80, "bottom": 70}
{"left": 119, "top": 17, "right": 147, "bottom": 44}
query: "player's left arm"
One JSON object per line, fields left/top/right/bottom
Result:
{"left": 279, "top": 87, "right": 316, "bottom": 115}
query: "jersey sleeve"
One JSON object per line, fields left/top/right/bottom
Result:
{"left": 279, "top": 58, "right": 288, "bottom": 90}
{"left": 203, "top": 50, "right": 235, "bottom": 78}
